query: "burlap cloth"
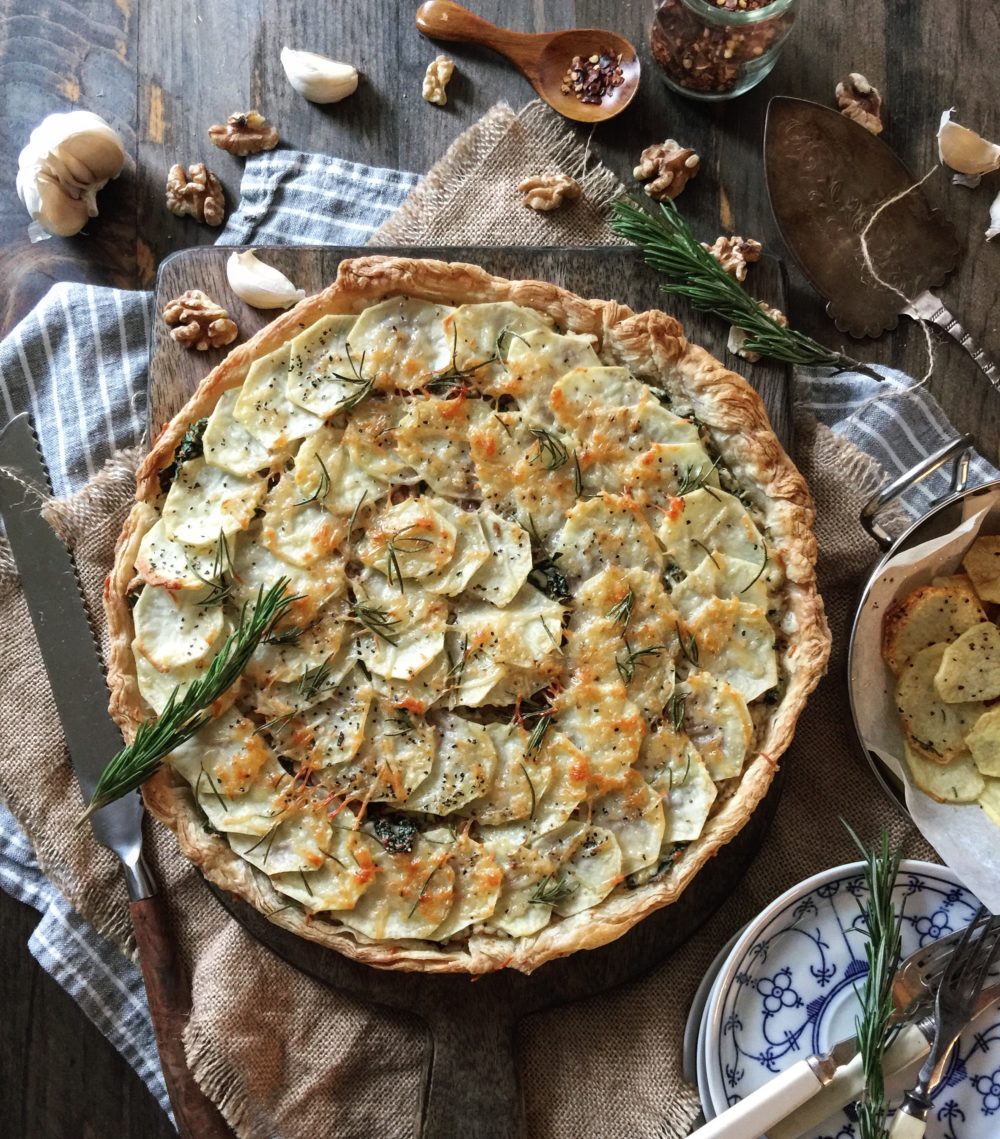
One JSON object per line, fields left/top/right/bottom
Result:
{"left": 0, "top": 102, "right": 935, "bottom": 1138}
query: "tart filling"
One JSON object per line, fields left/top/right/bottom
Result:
{"left": 107, "top": 258, "right": 828, "bottom": 973}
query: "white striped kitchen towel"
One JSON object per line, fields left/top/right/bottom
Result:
{"left": 0, "top": 145, "right": 996, "bottom": 1125}
{"left": 0, "top": 149, "right": 419, "bottom": 1124}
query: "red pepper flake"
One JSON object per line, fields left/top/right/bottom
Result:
{"left": 560, "top": 47, "right": 625, "bottom": 105}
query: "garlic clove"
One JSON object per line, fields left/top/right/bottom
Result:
{"left": 988, "top": 189, "right": 1000, "bottom": 242}
{"left": 226, "top": 250, "right": 306, "bottom": 310}
{"left": 937, "top": 108, "right": 1000, "bottom": 177}
{"left": 16, "top": 110, "right": 125, "bottom": 238}
{"left": 33, "top": 175, "right": 91, "bottom": 237}
{"left": 280, "top": 46, "right": 359, "bottom": 104}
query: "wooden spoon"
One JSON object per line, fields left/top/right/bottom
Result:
{"left": 415, "top": 0, "right": 640, "bottom": 123}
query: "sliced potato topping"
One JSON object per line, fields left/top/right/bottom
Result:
{"left": 136, "top": 293, "right": 792, "bottom": 941}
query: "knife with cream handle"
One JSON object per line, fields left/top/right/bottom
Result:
{"left": 767, "top": 1018, "right": 933, "bottom": 1139}
{"left": 688, "top": 1036, "right": 861, "bottom": 1139}
{"left": 696, "top": 978, "right": 1000, "bottom": 1139}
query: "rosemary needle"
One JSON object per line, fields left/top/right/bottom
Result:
{"left": 609, "top": 197, "right": 878, "bottom": 377}
{"left": 83, "top": 580, "right": 298, "bottom": 818}
{"left": 845, "top": 822, "right": 902, "bottom": 1139}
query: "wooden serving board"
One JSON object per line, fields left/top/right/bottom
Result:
{"left": 151, "top": 245, "right": 791, "bottom": 447}
{"left": 151, "top": 245, "right": 791, "bottom": 1139}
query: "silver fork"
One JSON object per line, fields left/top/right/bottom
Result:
{"left": 888, "top": 907, "right": 1000, "bottom": 1139}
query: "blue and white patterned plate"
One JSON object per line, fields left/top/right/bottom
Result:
{"left": 701, "top": 860, "right": 1000, "bottom": 1139}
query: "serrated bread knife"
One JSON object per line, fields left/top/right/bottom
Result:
{"left": 0, "top": 412, "right": 231, "bottom": 1139}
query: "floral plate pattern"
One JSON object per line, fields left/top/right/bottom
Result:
{"left": 701, "top": 861, "right": 1000, "bottom": 1139}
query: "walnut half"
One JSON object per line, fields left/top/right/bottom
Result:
{"left": 422, "top": 56, "right": 455, "bottom": 106}
{"left": 162, "top": 290, "right": 238, "bottom": 351}
{"left": 633, "top": 140, "right": 700, "bottom": 201}
{"left": 518, "top": 173, "right": 582, "bottom": 212}
{"left": 702, "top": 235, "right": 763, "bottom": 283}
{"left": 165, "top": 162, "right": 226, "bottom": 226}
{"left": 728, "top": 303, "right": 788, "bottom": 363}
{"left": 836, "top": 73, "right": 883, "bottom": 135}
{"left": 208, "top": 111, "right": 279, "bottom": 157}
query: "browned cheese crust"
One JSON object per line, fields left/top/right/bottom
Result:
{"left": 105, "top": 256, "right": 830, "bottom": 973}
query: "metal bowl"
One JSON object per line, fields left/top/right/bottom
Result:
{"left": 847, "top": 433, "right": 982, "bottom": 806}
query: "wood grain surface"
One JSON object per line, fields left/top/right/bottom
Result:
{"left": 1, "top": 1, "right": 997, "bottom": 1137}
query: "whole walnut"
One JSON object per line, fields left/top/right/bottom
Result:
{"left": 165, "top": 162, "right": 226, "bottom": 226}
{"left": 208, "top": 111, "right": 279, "bottom": 157}
{"left": 633, "top": 140, "right": 700, "bottom": 200}
{"left": 162, "top": 289, "right": 238, "bottom": 351}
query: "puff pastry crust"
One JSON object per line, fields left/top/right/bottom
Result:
{"left": 105, "top": 256, "right": 830, "bottom": 973}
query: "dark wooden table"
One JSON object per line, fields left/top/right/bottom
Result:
{"left": 1, "top": 2, "right": 997, "bottom": 1135}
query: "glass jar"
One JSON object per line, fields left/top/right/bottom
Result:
{"left": 649, "top": 0, "right": 798, "bottom": 101}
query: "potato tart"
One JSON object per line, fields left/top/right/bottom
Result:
{"left": 106, "top": 257, "right": 829, "bottom": 973}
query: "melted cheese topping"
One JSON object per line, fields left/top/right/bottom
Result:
{"left": 138, "top": 293, "right": 783, "bottom": 946}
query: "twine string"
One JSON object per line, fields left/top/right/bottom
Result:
{"left": 847, "top": 166, "right": 941, "bottom": 423}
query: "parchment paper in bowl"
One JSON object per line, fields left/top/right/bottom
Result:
{"left": 851, "top": 488, "right": 1000, "bottom": 913}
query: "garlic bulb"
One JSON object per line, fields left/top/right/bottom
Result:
{"left": 280, "top": 47, "right": 359, "bottom": 104}
{"left": 226, "top": 250, "right": 306, "bottom": 310}
{"left": 16, "top": 110, "right": 125, "bottom": 239}
{"left": 988, "top": 190, "right": 1000, "bottom": 242}
{"left": 937, "top": 108, "right": 1000, "bottom": 178}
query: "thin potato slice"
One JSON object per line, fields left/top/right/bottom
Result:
{"left": 896, "top": 643, "right": 986, "bottom": 764}
{"left": 882, "top": 582, "right": 986, "bottom": 675}
{"left": 965, "top": 707, "right": 1000, "bottom": 777}
{"left": 903, "top": 742, "right": 984, "bottom": 804}
{"left": 979, "top": 777, "right": 1000, "bottom": 827}
{"left": 962, "top": 536, "right": 1000, "bottom": 604}
{"left": 934, "top": 622, "right": 1000, "bottom": 703}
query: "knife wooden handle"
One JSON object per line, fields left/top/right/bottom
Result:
{"left": 130, "top": 895, "right": 234, "bottom": 1139}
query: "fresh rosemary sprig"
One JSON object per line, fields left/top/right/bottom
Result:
{"left": 528, "top": 426, "right": 569, "bottom": 471}
{"left": 330, "top": 346, "right": 374, "bottom": 413}
{"left": 83, "top": 581, "right": 297, "bottom": 817}
{"left": 189, "top": 531, "right": 235, "bottom": 606}
{"left": 519, "top": 761, "right": 537, "bottom": 820}
{"left": 385, "top": 525, "right": 432, "bottom": 593}
{"left": 446, "top": 632, "right": 470, "bottom": 693}
{"left": 298, "top": 654, "right": 336, "bottom": 702}
{"left": 264, "top": 616, "right": 319, "bottom": 647}
{"left": 606, "top": 588, "right": 634, "bottom": 628}
{"left": 352, "top": 599, "right": 401, "bottom": 646}
{"left": 293, "top": 454, "right": 330, "bottom": 507}
{"left": 610, "top": 198, "right": 877, "bottom": 375}
{"left": 424, "top": 323, "right": 497, "bottom": 394}
{"left": 616, "top": 640, "right": 663, "bottom": 685}
{"left": 740, "top": 543, "right": 769, "bottom": 594}
{"left": 529, "top": 874, "right": 577, "bottom": 906}
{"left": 678, "top": 625, "right": 700, "bottom": 666}
{"left": 667, "top": 692, "right": 686, "bottom": 732}
{"left": 845, "top": 824, "right": 902, "bottom": 1139}
{"left": 523, "top": 707, "right": 554, "bottom": 754}
{"left": 347, "top": 490, "right": 368, "bottom": 542}
{"left": 676, "top": 457, "right": 722, "bottom": 497}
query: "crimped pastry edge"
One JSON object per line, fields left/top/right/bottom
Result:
{"left": 105, "top": 255, "right": 830, "bottom": 974}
